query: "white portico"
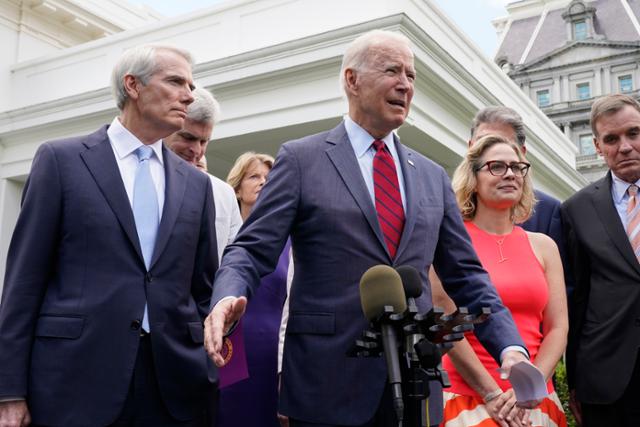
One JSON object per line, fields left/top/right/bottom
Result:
{"left": 0, "top": 0, "right": 587, "bottom": 289}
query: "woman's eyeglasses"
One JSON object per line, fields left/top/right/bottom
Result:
{"left": 475, "top": 160, "right": 531, "bottom": 177}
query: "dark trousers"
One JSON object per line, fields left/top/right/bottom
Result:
{"left": 289, "top": 385, "right": 399, "bottom": 427}
{"left": 581, "top": 353, "right": 640, "bottom": 427}
{"left": 108, "top": 335, "right": 209, "bottom": 427}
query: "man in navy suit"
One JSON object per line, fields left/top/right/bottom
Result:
{"left": 204, "top": 31, "right": 531, "bottom": 426}
{"left": 0, "top": 45, "right": 217, "bottom": 427}
{"left": 468, "top": 106, "right": 572, "bottom": 296}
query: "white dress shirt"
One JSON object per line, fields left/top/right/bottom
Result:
{"left": 208, "top": 174, "right": 243, "bottom": 262}
{"left": 107, "top": 117, "right": 165, "bottom": 217}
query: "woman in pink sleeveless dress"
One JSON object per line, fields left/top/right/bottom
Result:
{"left": 432, "top": 135, "right": 568, "bottom": 427}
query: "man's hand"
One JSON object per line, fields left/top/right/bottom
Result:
{"left": 0, "top": 400, "right": 31, "bottom": 427}
{"left": 204, "top": 296, "right": 247, "bottom": 367}
{"left": 499, "top": 351, "right": 542, "bottom": 409}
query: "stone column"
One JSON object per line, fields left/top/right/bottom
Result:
{"left": 0, "top": 178, "right": 23, "bottom": 295}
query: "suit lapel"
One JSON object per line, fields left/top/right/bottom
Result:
{"left": 325, "top": 123, "right": 389, "bottom": 258}
{"left": 149, "top": 146, "right": 188, "bottom": 269}
{"left": 80, "top": 126, "right": 144, "bottom": 262}
{"left": 395, "top": 138, "right": 417, "bottom": 260}
{"left": 592, "top": 172, "right": 640, "bottom": 276}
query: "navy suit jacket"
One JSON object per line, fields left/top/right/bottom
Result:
{"left": 212, "top": 122, "right": 524, "bottom": 425}
{"left": 522, "top": 189, "right": 573, "bottom": 297}
{"left": 0, "top": 125, "right": 218, "bottom": 427}
{"left": 562, "top": 172, "right": 640, "bottom": 403}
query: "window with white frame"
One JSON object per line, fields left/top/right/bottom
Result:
{"left": 574, "top": 21, "right": 587, "bottom": 40}
{"left": 579, "top": 134, "right": 595, "bottom": 155}
{"left": 619, "top": 75, "right": 633, "bottom": 93}
{"left": 576, "top": 83, "right": 591, "bottom": 100}
{"left": 537, "top": 90, "right": 550, "bottom": 107}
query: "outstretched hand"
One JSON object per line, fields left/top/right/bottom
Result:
{"left": 0, "top": 400, "right": 31, "bottom": 427}
{"left": 204, "top": 296, "right": 247, "bottom": 367}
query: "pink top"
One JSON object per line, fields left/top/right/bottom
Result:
{"left": 442, "top": 221, "right": 554, "bottom": 396}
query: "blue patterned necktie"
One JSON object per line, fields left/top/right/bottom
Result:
{"left": 133, "top": 145, "right": 159, "bottom": 332}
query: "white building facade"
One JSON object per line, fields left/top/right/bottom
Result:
{"left": 0, "top": 0, "right": 587, "bottom": 289}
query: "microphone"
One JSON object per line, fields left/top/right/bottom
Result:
{"left": 395, "top": 265, "right": 422, "bottom": 307}
{"left": 395, "top": 265, "right": 427, "bottom": 363}
{"left": 359, "top": 265, "right": 406, "bottom": 422}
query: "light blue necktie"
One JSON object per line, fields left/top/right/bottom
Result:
{"left": 133, "top": 145, "right": 159, "bottom": 332}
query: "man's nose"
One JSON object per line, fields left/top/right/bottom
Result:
{"left": 182, "top": 86, "right": 194, "bottom": 104}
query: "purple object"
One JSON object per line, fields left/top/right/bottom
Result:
{"left": 218, "top": 319, "right": 249, "bottom": 389}
{"left": 217, "top": 240, "right": 290, "bottom": 427}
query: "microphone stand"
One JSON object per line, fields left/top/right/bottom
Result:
{"left": 349, "top": 306, "right": 491, "bottom": 427}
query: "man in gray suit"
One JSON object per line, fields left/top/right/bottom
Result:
{"left": 204, "top": 30, "right": 531, "bottom": 426}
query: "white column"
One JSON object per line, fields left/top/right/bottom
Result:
{"left": 562, "top": 75, "right": 570, "bottom": 101}
{"left": 603, "top": 66, "right": 612, "bottom": 93}
{"left": 553, "top": 75, "right": 561, "bottom": 102}
{"left": 594, "top": 67, "right": 602, "bottom": 96}
{"left": 0, "top": 178, "right": 23, "bottom": 295}
{"left": 563, "top": 122, "right": 572, "bottom": 141}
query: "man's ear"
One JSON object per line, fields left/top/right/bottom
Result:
{"left": 520, "top": 144, "right": 527, "bottom": 155}
{"left": 467, "top": 139, "right": 473, "bottom": 148}
{"left": 123, "top": 74, "right": 141, "bottom": 101}
{"left": 344, "top": 68, "right": 358, "bottom": 96}
{"left": 594, "top": 137, "right": 602, "bottom": 156}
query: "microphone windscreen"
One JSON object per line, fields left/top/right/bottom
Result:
{"left": 360, "top": 265, "right": 407, "bottom": 321}
{"left": 396, "top": 265, "right": 423, "bottom": 299}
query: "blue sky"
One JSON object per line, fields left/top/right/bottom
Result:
{"left": 128, "top": 0, "right": 511, "bottom": 58}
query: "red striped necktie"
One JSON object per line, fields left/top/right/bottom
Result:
{"left": 372, "top": 140, "right": 405, "bottom": 259}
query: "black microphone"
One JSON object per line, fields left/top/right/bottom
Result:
{"left": 395, "top": 265, "right": 422, "bottom": 307}
{"left": 359, "top": 265, "right": 406, "bottom": 422}
{"left": 395, "top": 265, "right": 425, "bottom": 363}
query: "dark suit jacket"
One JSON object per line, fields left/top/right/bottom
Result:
{"left": 212, "top": 122, "right": 524, "bottom": 425}
{"left": 522, "top": 189, "right": 574, "bottom": 297}
{"left": 0, "top": 125, "right": 218, "bottom": 427}
{"left": 562, "top": 171, "right": 640, "bottom": 403}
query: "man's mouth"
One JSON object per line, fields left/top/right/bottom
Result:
{"left": 387, "top": 99, "right": 406, "bottom": 108}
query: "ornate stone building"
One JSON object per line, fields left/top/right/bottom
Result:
{"left": 494, "top": 0, "right": 640, "bottom": 181}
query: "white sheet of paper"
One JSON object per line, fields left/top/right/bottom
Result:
{"left": 508, "top": 361, "right": 549, "bottom": 402}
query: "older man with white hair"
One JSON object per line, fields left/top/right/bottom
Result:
{"left": 0, "top": 45, "right": 217, "bottom": 427}
{"left": 204, "top": 30, "right": 531, "bottom": 426}
{"left": 165, "top": 87, "right": 242, "bottom": 262}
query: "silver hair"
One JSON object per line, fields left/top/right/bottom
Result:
{"left": 111, "top": 44, "right": 194, "bottom": 111}
{"left": 470, "top": 106, "right": 526, "bottom": 147}
{"left": 339, "top": 30, "right": 413, "bottom": 94}
{"left": 187, "top": 87, "right": 221, "bottom": 125}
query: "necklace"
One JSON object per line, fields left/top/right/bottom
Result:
{"left": 494, "top": 236, "right": 508, "bottom": 263}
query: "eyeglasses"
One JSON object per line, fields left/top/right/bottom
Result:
{"left": 475, "top": 160, "right": 531, "bottom": 177}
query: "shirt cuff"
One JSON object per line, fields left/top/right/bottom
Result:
{"left": 499, "top": 345, "right": 529, "bottom": 363}
{"left": 0, "top": 397, "right": 25, "bottom": 402}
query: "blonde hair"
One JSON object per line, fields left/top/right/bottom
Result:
{"left": 226, "top": 152, "right": 275, "bottom": 198}
{"left": 452, "top": 135, "right": 535, "bottom": 224}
